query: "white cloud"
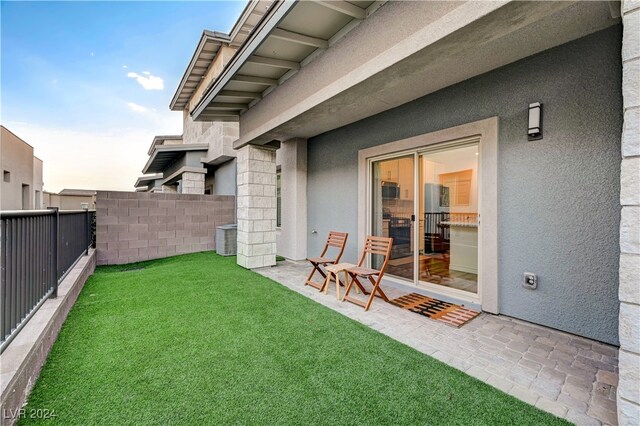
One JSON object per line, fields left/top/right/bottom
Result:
{"left": 126, "top": 71, "right": 164, "bottom": 90}
{"left": 122, "top": 65, "right": 128, "bottom": 69}
{"left": 127, "top": 102, "right": 148, "bottom": 113}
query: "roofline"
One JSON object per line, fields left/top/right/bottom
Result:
{"left": 191, "top": 0, "right": 296, "bottom": 120}
{"left": 147, "top": 134, "right": 183, "bottom": 155}
{"left": 1, "top": 125, "right": 35, "bottom": 150}
{"left": 228, "top": 0, "right": 260, "bottom": 43}
{"left": 135, "top": 173, "right": 163, "bottom": 188}
{"left": 169, "top": 31, "right": 231, "bottom": 111}
{"left": 142, "top": 144, "right": 209, "bottom": 174}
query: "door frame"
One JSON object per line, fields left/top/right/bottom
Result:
{"left": 358, "top": 117, "right": 499, "bottom": 313}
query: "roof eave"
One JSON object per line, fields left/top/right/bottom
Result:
{"left": 147, "top": 135, "right": 183, "bottom": 156}
{"left": 169, "top": 31, "right": 231, "bottom": 111}
{"left": 142, "top": 144, "right": 209, "bottom": 174}
{"left": 190, "top": 0, "right": 295, "bottom": 121}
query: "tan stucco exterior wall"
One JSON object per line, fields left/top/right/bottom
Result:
{"left": 177, "top": 45, "right": 239, "bottom": 195}
{"left": 183, "top": 46, "right": 238, "bottom": 146}
{"left": 1, "top": 126, "right": 42, "bottom": 210}
{"left": 44, "top": 193, "right": 96, "bottom": 210}
{"left": 33, "top": 157, "right": 44, "bottom": 209}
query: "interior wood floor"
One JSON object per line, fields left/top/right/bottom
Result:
{"left": 386, "top": 255, "right": 478, "bottom": 294}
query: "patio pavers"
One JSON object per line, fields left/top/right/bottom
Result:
{"left": 256, "top": 260, "right": 619, "bottom": 426}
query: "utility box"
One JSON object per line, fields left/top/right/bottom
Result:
{"left": 216, "top": 224, "right": 237, "bottom": 256}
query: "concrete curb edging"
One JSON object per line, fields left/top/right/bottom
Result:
{"left": 0, "top": 249, "right": 96, "bottom": 426}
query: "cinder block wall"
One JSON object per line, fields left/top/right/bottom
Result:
{"left": 95, "top": 191, "right": 235, "bottom": 265}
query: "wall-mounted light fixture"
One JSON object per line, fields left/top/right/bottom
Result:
{"left": 528, "top": 102, "right": 543, "bottom": 141}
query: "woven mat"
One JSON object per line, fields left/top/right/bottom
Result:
{"left": 390, "top": 292, "right": 480, "bottom": 327}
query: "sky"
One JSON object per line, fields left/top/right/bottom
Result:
{"left": 1, "top": 0, "right": 247, "bottom": 192}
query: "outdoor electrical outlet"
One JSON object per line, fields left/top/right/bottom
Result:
{"left": 523, "top": 272, "right": 537, "bottom": 289}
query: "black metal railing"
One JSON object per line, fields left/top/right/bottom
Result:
{"left": 0, "top": 208, "right": 95, "bottom": 352}
{"left": 424, "top": 212, "right": 449, "bottom": 253}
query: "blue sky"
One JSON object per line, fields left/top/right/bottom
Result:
{"left": 1, "top": 1, "right": 246, "bottom": 191}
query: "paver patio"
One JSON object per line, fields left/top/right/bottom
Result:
{"left": 256, "top": 260, "right": 619, "bottom": 426}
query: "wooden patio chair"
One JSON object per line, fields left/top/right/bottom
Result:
{"left": 305, "top": 231, "right": 348, "bottom": 290}
{"left": 342, "top": 236, "right": 393, "bottom": 311}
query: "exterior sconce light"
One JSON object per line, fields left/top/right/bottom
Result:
{"left": 528, "top": 102, "right": 543, "bottom": 141}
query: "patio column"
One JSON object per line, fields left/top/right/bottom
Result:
{"left": 181, "top": 171, "right": 205, "bottom": 194}
{"left": 618, "top": 1, "right": 640, "bottom": 425}
{"left": 236, "top": 144, "right": 277, "bottom": 269}
{"left": 276, "top": 138, "right": 307, "bottom": 260}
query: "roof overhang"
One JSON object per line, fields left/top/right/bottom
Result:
{"left": 135, "top": 173, "right": 163, "bottom": 188}
{"left": 161, "top": 166, "right": 207, "bottom": 186}
{"left": 142, "top": 144, "right": 209, "bottom": 174}
{"left": 170, "top": 31, "right": 231, "bottom": 111}
{"left": 147, "top": 135, "right": 183, "bottom": 156}
{"left": 199, "top": 0, "right": 619, "bottom": 148}
{"left": 191, "top": 0, "right": 382, "bottom": 122}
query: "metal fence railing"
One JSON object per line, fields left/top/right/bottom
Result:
{"left": 0, "top": 208, "right": 95, "bottom": 353}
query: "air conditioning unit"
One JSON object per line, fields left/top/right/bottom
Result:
{"left": 216, "top": 224, "right": 237, "bottom": 256}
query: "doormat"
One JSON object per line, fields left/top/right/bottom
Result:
{"left": 390, "top": 293, "right": 480, "bottom": 327}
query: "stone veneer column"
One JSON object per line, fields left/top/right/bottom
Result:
{"left": 181, "top": 172, "right": 205, "bottom": 194}
{"left": 236, "top": 144, "right": 277, "bottom": 269}
{"left": 619, "top": 2, "right": 640, "bottom": 425}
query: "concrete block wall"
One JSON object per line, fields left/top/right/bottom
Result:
{"left": 95, "top": 191, "right": 235, "bottom": 265}
{"left": 619, "top": 1, "right": 640, "bottom": 424}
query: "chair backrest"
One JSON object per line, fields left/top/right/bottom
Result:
{"left": 319, "top": 231, "right": 348, "bottom": 262}
{"left": 357, "top": 236, "right": 394, "bottom": 272}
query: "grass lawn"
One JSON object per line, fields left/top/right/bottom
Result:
{"left": 21, "top": 252, "right": 567, "bottom": 425}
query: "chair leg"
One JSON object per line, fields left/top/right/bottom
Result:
{"left": 364, "top": 289, "right": 377, "bottom": 311}
{"left": 368, "top": 275, "right": 389, "bottom": 302}
{"left": 304, "top": 263, "right": 317, "bottom": 286}
{"left": 320, "top": 272, "right": 330, "bottom": 293}
{"left": 342, "top": 272, "right": 356, "bottom": 301}
{"left": 342, "top": 270, "right": 359, "bottom": 296}
{"left": 306, "top": 263, "right": 329, "bottom": 289}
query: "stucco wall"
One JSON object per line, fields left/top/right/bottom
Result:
{"left": 306, "top": 27, "right": 622, "bottom": 345}
{"left": 213, "top": 159, "right": 237, "bottom": 196}
{"left": 1, "top": 127, "right": 36, "bottom": 210}
{"left": 95, "top": 191, "right": 235, "bottom": 265}
{"left": 275, "top": 139, "right": 307, "bottom": 260}
{"left": 32, "top": 157, "right": 43, "bottom": 209}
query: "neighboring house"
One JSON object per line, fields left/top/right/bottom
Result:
{"left": 163, "top": 1, "right": 638, "bottom": 422}
{"left": 0, "top": 125, "right": 44, "bottom": 210}
{"left": 134, "top": 173, "right": 163, "bottom": 193}
{"left": 136, "top": 3, "right": 274, "bottom": 196}
{"left": 44, "top": 189, "right": 96, "bottom": 210}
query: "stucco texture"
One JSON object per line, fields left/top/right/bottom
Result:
{"left": 307, "top": 27, "right": 622, "bottom": 345}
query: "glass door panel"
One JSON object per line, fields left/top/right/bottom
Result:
{"left": 418, "top": 144, "right": 479, "bottom": 294}
{"left": 371, "top": 155, "right": 415, "bottom": 282}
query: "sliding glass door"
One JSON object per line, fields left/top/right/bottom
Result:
{"left": 369, "top": 141, "right": 480, "bottom": 299}
{"left": 371, "top": 155, "right": 415, "bottom": 282}
{"left": 418, "top": 143, "right": 479, "bottom": 295}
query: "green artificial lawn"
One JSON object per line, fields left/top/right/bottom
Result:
{"left": 21, "top": 252, "right": 567, "bottom": 425}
